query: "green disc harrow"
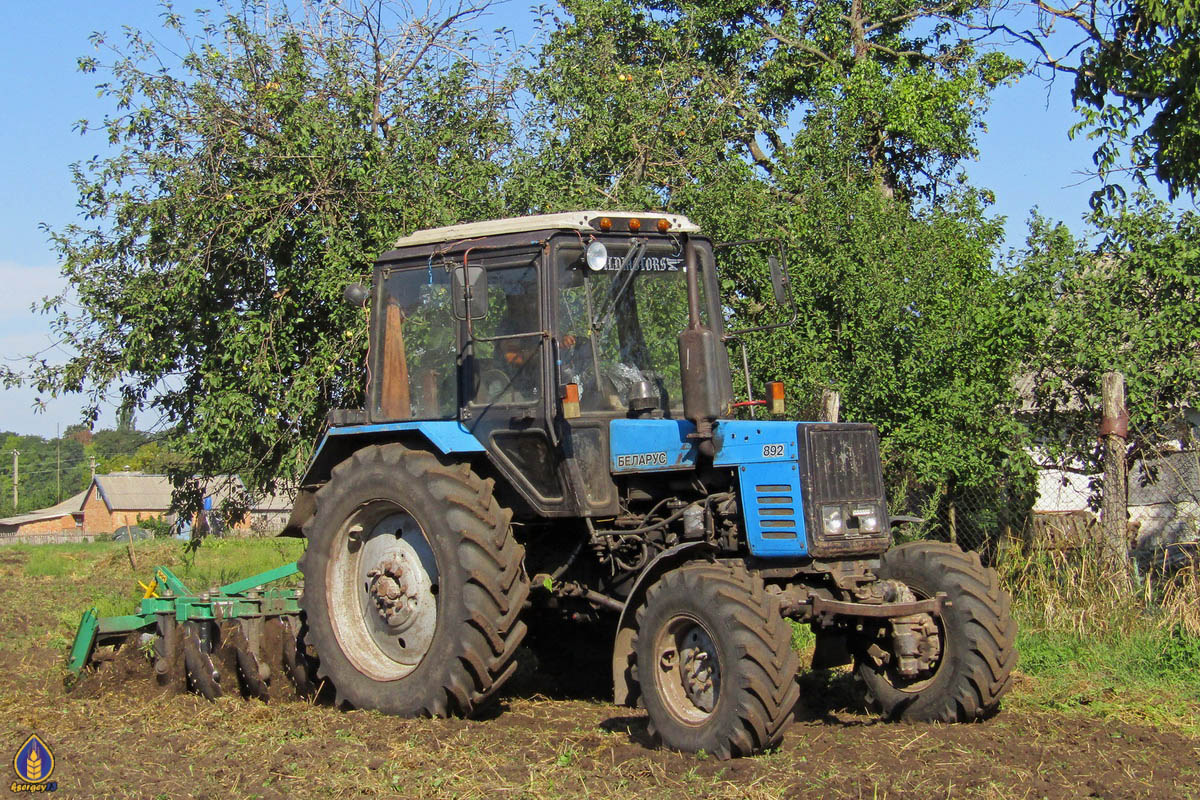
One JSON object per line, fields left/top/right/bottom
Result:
{"left": 68, "top": 562, "right": 317, "bottom": 701}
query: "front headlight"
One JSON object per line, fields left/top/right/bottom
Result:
{"left": 851, "top": 504, "right": 880, "bottom": 533}
{"left": 821, "top": 504, "right": 843, "bottom": 535}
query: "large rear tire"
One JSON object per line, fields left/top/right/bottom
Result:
{"left": 299, "top": 443, "right": 528, "bottom": 716}
{"left": 856, "top": 541, "right": 1017, "bottom": 722}
{"left": 635, "top": 562, "right": 799, "bottom": 758}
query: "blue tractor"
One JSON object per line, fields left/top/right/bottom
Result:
{"left": 288, "top": 211, "right": 1017, "bottom": 757}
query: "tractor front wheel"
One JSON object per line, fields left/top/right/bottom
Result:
{"left": 635, "top": 561, "right": 799, "bottom": 758}
{"left": 855, "top": 541, "right": 1017, "bottom": 722}
{"left": 299, "top": 444, "right": 528, "bottom": 716}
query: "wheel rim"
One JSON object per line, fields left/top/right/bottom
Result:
{"left": 653, "top": 614, "right": 721, "bottom": 725}
{"left": 326, "top": 500, "right": 439, "bottom": 682}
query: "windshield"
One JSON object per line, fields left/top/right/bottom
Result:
{"left": 556, "top": 239, "right": 708, "bottom": 414}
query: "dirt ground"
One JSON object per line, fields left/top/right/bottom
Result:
{"left": 1, "top": 546, "right": 1197, "bottom": 799}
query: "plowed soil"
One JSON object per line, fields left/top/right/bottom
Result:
{"left": 1, "top": 545, "right": 1197, "bottom": 799}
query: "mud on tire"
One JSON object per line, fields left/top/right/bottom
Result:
{"left": 856, "top": 541, "right": 1017, "bottom": 722}
{"left": 298, "top": 443, "right": 529, "bottom": 717}
{"left": 635, "top": 561, "right": 800, "bottom": 759}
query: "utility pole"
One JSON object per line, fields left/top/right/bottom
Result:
{"left": 90, "top": 456, "right": 97, "bottom": 480}
{"left": 11, "top": 450, "right": 18, "bottom": 511}
{"left": 56, "top": 423, "right": 62, "bottom": 503}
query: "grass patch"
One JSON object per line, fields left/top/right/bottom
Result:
{"left": 996, "top": 539, "right": 1200, "bottom": 733}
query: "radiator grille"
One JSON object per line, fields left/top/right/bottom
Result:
{"left": 808, "top": 428, "right": 883, "bottom": 502}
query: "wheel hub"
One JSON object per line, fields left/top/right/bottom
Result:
{"left": 655, "top": 617, "right": 721, "bottom": 723}
{"left": 679, "top": 637, "right": 717, "bottom": 712}
{"left": 367, "top": 556, "right": 420, "bottom": 628}
{"left": 327, "top": 507, "right": 440, "bottom": 682}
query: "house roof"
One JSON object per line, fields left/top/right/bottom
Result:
{"left": 248, "top": 488, "right": 293, "bottom": 512}
{"left": 391, "top": 211, "right": 700, "bottom": 248}
{"left": 92, "top": 473, "right": 246, "bottom": 511}
{"left": 0, "top": 489, "right": 88, "bottom": 527}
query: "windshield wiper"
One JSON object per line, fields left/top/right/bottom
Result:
{"left": 590, "top": 239, "right": 647, "bottom": 336}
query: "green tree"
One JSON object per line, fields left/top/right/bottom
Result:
{"left": 519, "top": 0, "right": 1032, "bottom": 519}
{"left": 29, "top": 0, "right": 519, "bottom": 506}
{"left": 993, "top": 1, "right": 1200, "bottom": 203}
{"left": 0, "top": 433, "right": 89, "bottom": 516}
{"left": 514, "top": 0, "right": 1021, "bottom": 209}
{"left": 1008, "top": 192, "right": 1200, "bottom": 469}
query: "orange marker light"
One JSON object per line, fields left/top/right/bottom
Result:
{"left": 627, "top": 217, "right": 641, "bottom": 232}
{"left": 767, "top": 381, "right": 785, "bottom": 415}
{"left": 656, "top": 218, "right": 670, "bottom": 232}
{"left": 598, "top": 217, "right": 613, "bottom": 232}
{"left": 562, "top": 383, "right": 581, "bottom": 419}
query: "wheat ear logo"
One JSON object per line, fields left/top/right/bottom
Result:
{"left": 11, "top": 734, "right": 57, "bottom": 792}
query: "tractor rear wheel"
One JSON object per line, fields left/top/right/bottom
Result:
{"left": 299, "top": 444, "right": 528, "bottom": 716}
{"left": 635, "top": 561, "right": 799, "bottom": 758}
{"left": 855, "top": 541, "right": 1017, "bottom": 722}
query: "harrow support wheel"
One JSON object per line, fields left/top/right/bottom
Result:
{"left": 634, "top": 561, "right": 800, "bottom": 759}
{"left": 299, "top": 444, "right": 529, "bottom": 717}
{"left": 855, "top": 541, "right": 1017, "bottom": 722}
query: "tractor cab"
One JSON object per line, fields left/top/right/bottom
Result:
{"left": 356, "top": 212, "right": 735, "bottom": 518}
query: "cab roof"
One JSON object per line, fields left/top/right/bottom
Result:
{"left": 391, "top": 211, "right": 701, "bottom": 248}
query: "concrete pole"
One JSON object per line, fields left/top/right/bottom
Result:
{"left": 11, "top": 450, "right": 17, "bottom": 510}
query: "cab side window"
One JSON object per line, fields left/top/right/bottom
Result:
{"left": 470, "top": 263, "right": 541, "bottom": 406}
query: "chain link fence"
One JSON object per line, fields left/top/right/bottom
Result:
{"left": 891, "top": 449, "right": 1199, "bottom": 569}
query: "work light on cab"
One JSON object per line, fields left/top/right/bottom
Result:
{"left": 586, "top": 241, "right": 608, "bottom": 271}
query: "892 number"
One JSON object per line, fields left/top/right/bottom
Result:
{"left": 761, "top": 443, "right": 786, "bottom": 458}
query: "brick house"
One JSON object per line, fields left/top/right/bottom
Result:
{"left": 80, "top": 473, "right": 179, "bottom": 534}
{"left": 2, "top": 473, "right": 292, "bottom": 541}
{"left": 81, "top": 473, "right": 289, "bottom": 535}
{"left": 0, "top": 490, "right": 89, "bottom": 543}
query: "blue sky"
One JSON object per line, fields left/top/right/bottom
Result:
{"left": 0, "top": 1, "right": 1175, "bottom": 437}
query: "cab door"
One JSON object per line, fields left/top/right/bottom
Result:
{"left": 462, "top": 248, "right": 574, "bottom": 516}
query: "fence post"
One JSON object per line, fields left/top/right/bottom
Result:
{"left": 1100, "top": 371, "right": 1129, "bottom": 578}
{"left": 820, "top": 389, "right": 840, "bottom": 423}
{"left": 948, "top": 499, "right": 958, "bottom": 545}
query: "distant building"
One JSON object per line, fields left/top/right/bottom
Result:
{"left": 0, "top": 490, "right": 90, "bottom": 543}
{"left": 0, "top": 473, "right": 294, "bottom": 544}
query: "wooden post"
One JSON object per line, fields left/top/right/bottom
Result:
{"left": 1100, "top": 371, "right": 1129, "bottom": 577}
{"left": 948, "top": 499, "right": 958, "bottom": 545}
{"left": 820, "top": 389, "right": 840, "bottom": 423}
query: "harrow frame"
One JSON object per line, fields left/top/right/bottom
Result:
{"left": 68, "top": 562, "right": 302, "bottom": 677}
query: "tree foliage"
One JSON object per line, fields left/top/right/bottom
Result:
{"left": 515, "top": 0, "right": 1021, "bottom": 209}
{"left": 34, "top": 0, "right": 519, "bottom": 505}
{"left": 518, "top": 0, "right": 1031, "bottom": 504}
{"left": 993, "top": 0, "right": 1200, "bottom": 203}
{"left": 1009, "top": 192, "right": 1200, "bottom": 468}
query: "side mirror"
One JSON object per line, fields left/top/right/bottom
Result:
{"left": 768, "top": 252, "right": 789, "bottom": 307}
{"left": 451, "top": 265, "right": 488, "bottom": 320}
{"left": 343, "top": 283, "right": 369, "bottom": 307}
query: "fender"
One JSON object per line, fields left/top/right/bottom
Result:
{"left": 299, "top": 421, "right": 485, "bottom": 487}
{"left": 282, "top": 421, "right": 487, "bottom": 537}
{"left": 611, "top": 540, "right": 716, "bottom": 707}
